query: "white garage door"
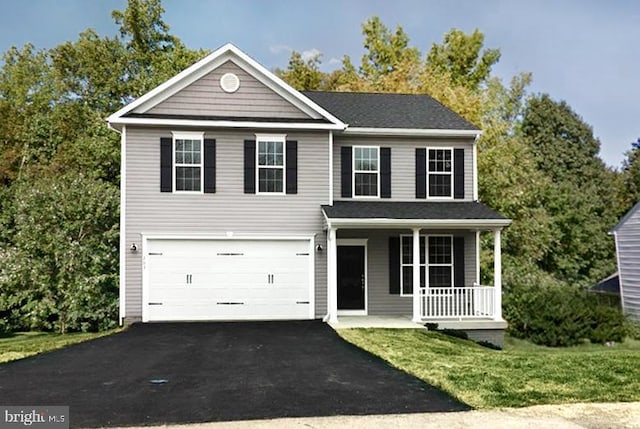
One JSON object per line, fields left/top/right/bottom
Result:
{"left": 143, "top": 239, "right": 313, "bottom": 321}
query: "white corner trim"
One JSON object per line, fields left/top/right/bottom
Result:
{"left": 612, "top": 231, "right": 626, "bottom": 314}
{"left": 343, "top": 127, "right": 482, "bottom": 138}
{"left": 328, "top": 131, "right": 334, "bottom": 206}
{"left": 118, "top": 125, "right": 127, "bottom": 325}
{"left": 473, "top": 135, "right": 479, "bottom": 201}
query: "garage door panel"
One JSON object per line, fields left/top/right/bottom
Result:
{"left": 144, "top": 239, "right": 312, "bottom": 321}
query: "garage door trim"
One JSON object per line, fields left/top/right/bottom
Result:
{"left": 141, "top": 234, "right": 315, "bottom": 322}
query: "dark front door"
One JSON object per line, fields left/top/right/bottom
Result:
{"left": 337, "top": 245, "right": 365, "bottom": 311}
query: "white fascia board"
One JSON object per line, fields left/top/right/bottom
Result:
{"left": 343, "top": 127, "right": 481, "bottom": 138}
{"left": 107, "top": 43, "right": 346, "bottom": 129}
{"left": 108, "top": 116, "right": 344, "bottom": 131}
{"left": 326, "top": 217, "right": 512, "bottom": 229}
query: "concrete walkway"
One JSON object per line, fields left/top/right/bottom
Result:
{"left": 120, "top": 403, "right": 640, "bottom": 429}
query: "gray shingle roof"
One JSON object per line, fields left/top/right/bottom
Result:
{"left": 322, "top": 201, "right": 505, "bottom": 220}
{"left": 303, "top": 91, "right": 479, "bottom": 130}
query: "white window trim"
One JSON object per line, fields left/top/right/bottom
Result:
{"left": 256, "top": 134, "right": 286, "bottom": 195}
{"left": 352, "top": 146, "right": 380, "bottom": 198}
{"left": 172, "top": 131, "right": 204, "bottom": 194}
{"left": 399, "top": 234, "right": 454, "bottom": 296}
{"left": 426, "top": 147, "right": 454, "bottom": 200}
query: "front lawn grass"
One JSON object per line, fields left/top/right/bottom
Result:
{"left": 0, "top": 330, "right": 120, "bottom": 364}
{"left": 338, "top": 329, "right": 640, "bottom": 409}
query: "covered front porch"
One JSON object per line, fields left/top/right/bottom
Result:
{"left": 322, "top": 201, "right": 511, "bottom": 329}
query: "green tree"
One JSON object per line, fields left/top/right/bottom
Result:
{"left": 0, "top": 174, "right": 119, "bottom": 333}
{"left": 426, "top": 28, "right": 501, "bottom": 90}
{"left": 620, "top": 138, "right": 640, "bottom": 212}
{"left": 276, "top": 50, "right": 325, "bottom": 91}
{"left": 520, "top": 94, "right": 618, "bottom": 285}
{"left": 0, "top": 0, "right": 206, "bottom": 332}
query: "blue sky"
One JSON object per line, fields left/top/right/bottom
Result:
{"left": 1, "top": 0, "right": 638, "bottom": 167}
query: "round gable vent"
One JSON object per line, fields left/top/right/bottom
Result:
{"left": 220, "top": 73, "right": 240, "bottom": 93}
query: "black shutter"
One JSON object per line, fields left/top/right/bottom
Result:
{"left": 454, "top": 148, "right": 465, "bottom": 199}
{"left": 380, "top": 147, "right": 391, "bottom": 198}
{"left": 341, "top": 146, "right": 352, "bottom": 198}
{"left": 389, "top": 236, "right": 400, "bottom": 294}
{"left": 415, "top": 148, "right": 426, "bottom": 198}
{"left": 160, "top": 137, "right": 172, "bottom": 192}
{"left": 286, "top": 140, "right": 297, "bottom": 194}
{"left": 244, "top": 140, "right": 256, "bottom": 194}
{"left": 453, "top": 236, "right": 465, "bottom": 287}
{"left": 203, "top": 138, "right": 216, "bottom": 193}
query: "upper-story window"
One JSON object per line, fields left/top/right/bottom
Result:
{"left": 257, "top": 134, "right": 286, "bottom": 193}
{"left": 353, "top": 146, "right": 379, "bottom": 197}
{"left": 427, "top": 148, "right": 453, "bottom": 198}
{"left": 174, "top": 132, "right": 204, "bottom": 192}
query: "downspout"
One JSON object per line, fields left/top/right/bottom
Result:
{"left": 322, "top": 211, "right": 332, "bottom": 322}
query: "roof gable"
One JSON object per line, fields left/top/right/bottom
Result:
{"left": 108, "top": 43, "right": 345, "bottom": 130}
{"left": 143, "top": 60, "right": 312, "bottom": 120}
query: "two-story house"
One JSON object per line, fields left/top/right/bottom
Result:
{"left": 107, "top": 44, "right": 510, "bottom": 344}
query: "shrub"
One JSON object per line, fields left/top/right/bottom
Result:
{"left": 587, "top": 303, "right": 628, "bottom": 344}
{"left": 504, "top": 280, "right": 630, "bottom": 347}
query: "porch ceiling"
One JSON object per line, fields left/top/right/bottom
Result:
{"left": 322, "top": 201, "right": 511, "bottom": 229}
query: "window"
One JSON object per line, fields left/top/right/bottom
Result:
{"left": 400, "top": 236, "right": 425, "bottom": 295}
{"left": 174, "top": 132, "right": 203, "bottom": 192}
{"left": 353, "top": 146, "right": 379, "bottom": 197}
{"left": 427, "top": 148, "right": 453, "bottom": 198}
{"left": 427, "top": 236, "right": 453, "bottom": 287}
{"left": 257, "top": 135, "right": 285, "bottom": 193}
{"left": 400, "top": 235, "right": 453, "bottom": 295}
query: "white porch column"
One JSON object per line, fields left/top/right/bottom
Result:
{"left": 412, "top": 227, "right": 421, "bottom": 322}
{"left": 493, "top": 228, "right": 503, "bottom": 320}
{"left": 328, "top": 227, "right": 338, "bottom": 323}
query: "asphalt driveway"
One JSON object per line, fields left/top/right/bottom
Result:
{"left": 0, "top": 321, "right": 469, "bottom": 428}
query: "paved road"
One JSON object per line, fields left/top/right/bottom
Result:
{"left": 115, "top": 402, "right": 640, "bottom": 429}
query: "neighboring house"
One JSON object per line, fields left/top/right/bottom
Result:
{"left": 611, "top": 202, "right": 640, "bottom": 324}
{"left": 107, "top": 43, "right": 511, "bottom": 343}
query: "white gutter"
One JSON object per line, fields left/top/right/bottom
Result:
{"left": 343, "top": 127, "right": 482, "bottom": 138}
{"left": 108, "top": 117, "right": 345, "bottom": 131}
{"left": 325, "top": 217, "right": 511, "bottom": 229}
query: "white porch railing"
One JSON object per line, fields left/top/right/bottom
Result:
{"left": 420, "top": 286, "right": 495, "bottom": 319}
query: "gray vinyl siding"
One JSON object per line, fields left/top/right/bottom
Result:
{"left": 146, "top": 61, "right": 314, "bottom": 119}
{"left": 338, "top": 229, "right": 477, "bottom": 316}
{"left": 615, "top": 205, "right": 640, "bottom": 323}
{"left": 124, "top": 127, "right": 330, "bottom": 319}
{"left": 333, "top": 136, "right": 475, "bottom": 201}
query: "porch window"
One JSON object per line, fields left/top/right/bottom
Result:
{"left": 353, "top": 146, "right": 379, "bottom": 197}
{"left": 427, "top": 148, "right": 453, "bottom": 198}
{"left": 427, "top": 236, "right": 453, "bottom": 287}
{"left": 400, "top": 235, "right": 453, "bottom": 295}
{"left": 400, "top": 236, "right": 425, "bottom": 295}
